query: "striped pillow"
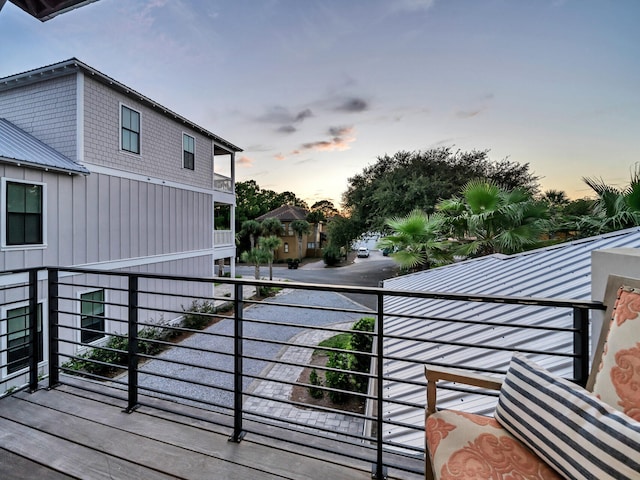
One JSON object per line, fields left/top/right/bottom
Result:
{"left": 494, "top": 353, "right": 640, "bottom": 480}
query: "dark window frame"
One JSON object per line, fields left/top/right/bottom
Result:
{"left": 81, "top": 289, "right": 106, "bottom": 344}
{"left": 183, "top": 133, "right": 195, "bottom": 170}
{"left": 6, "top": 304, "right": 43, "bottom": 375}
{"left": 6, "top": 181, "right": 43, "bottom": 246}
{"left": 121, "top": 105, "right": 141, "bottom": 154}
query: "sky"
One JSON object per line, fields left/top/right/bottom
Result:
{"left": 1, "top": 0, "right": 639, "bottom": 209}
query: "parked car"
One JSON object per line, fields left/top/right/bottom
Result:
{"left": 357, "top": 247, "right": 370, "bottom": 258}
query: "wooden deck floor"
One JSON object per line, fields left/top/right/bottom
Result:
{"left": 0, "top": 381, "right": 423, "bottom": 480}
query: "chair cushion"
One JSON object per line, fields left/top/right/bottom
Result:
{"left": 426, "top": 409, "right": 560, "bottom": 479}
{"left": 591, "top": 285, "right": 640, "bottom": 420}
{"left": 495, "top": 353, "right": 640, "bottom": 480}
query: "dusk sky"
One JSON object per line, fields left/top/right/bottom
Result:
{"left": 1, "top": 0, "right": 638, "bottom": 208}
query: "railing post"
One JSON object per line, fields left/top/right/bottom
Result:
{"left": 28, "top": 269, "right": 39, "bottom": 392}
{"left": 573, "top": 307, "right": 590, "bottom": 387}
{"left": 229, "top": 283, "right": 246, "bottom": 442}
{"left": 372, "top": 292, "right": 387, "bottom": 479}
{"left": 125, "top": 274, "right": 139, "bottom": 413}
{"left": 48, "top": 268, "right": 59, "bottom": 388}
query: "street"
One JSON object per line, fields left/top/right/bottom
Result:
{"left": 236, "top": 249, "right": 399, "bottom": 310}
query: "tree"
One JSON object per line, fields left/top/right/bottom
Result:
{"left": 306, "top": 210, "right": 325, "bottom": 254}
{"left": 261, "top": 217, "right": 283, "bottom": 237}
{"left": 290, "top": 219, "right": 311, "bottom": 260}
{"left": 235, "top": 180, "right": 308, "bottom": 228}
{"left": 580, "top": 167, "right": 640, "bottom": 234}
{"left": 438, "top": 180, "right": 548, "bottom": 257}
{"left": 311, "top": 200, "right": 339, "bottom": 218}
{"left": 342, "top": 148, "right": 539, "bottom": 235}
{"left": 326, "top": 215, "right": 360, "bottom": 254}
{"left": 240, "top": 246, "right": 271, "bottom": 297}
{"left": 377, "top": 210, "right": 450, "bottom": 271}
{"left": 259, "top": 235, "right": 282, "bottom": 281}
{"left": 240, "top": 220, "right": 263, "bottom": 249}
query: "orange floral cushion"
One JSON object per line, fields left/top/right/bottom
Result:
{"left": 591, "top": 286, "right": 640, "bottom": 419}
{"left": 426, "top": 410, "right": 560, "bottom": 480}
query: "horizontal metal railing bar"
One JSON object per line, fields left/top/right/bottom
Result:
{"left": 135, "top": 383, "right": 234, "bottom": 412}
{"left": 52, "top": 266, "right": 605, "bottom": 309}
{"left": 135, "top": 352, "right": 235, "bottom": 377}
{"left": 241, "top": 297, "right": 373, "bottom": 316}
{"left": 381, "top": 311, "right": 584, "bottom": 332}
{"left": 58, "top": 366, "right": 127, "bottom": 386}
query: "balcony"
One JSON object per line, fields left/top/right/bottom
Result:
{"left": 214, "top": 173, "right": 233, "bottom": 193}
{"left": 214, "top": 229, "right": 234, "bottom": 247}
{"left": 0, "top": 267, "right": 603, "bottom": 478}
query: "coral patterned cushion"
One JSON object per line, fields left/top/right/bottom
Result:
{"left": 425, "top": 410, "right": 561, "bottom": 480}
{"left": 591, "top": 285, "right": 640, "bottom": 420}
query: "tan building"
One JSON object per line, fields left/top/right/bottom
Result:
{"left": 256, "top": 205, "right": 323, "bottom": 260}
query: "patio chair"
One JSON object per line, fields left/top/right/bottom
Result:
{"left": 424, "top": 275, "right": 640, "bottom": 480}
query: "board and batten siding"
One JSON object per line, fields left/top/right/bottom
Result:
{"left": 83, "top": 76, "right": 215, "bottom": 190}
{"left": 0, "top": 166, "right": 213, "bottom": 270}
{"left": 0, "top": 75, "right": 78, "bottom": 161}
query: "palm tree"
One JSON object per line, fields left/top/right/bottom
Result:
{"left": 580, "top": 166, "right": 640, "bottom": 234}
{"left": 438, "top": 180, "right": 548, "bottom": 257}
{"left": 290, "top": 219, "right": 311, "bottom": 261}
{"left": 259, "top": 235, "right": 282, "bottom": 280}
{"left": 306, "top": 210, "right": 326, "bottom": 254}
{"left": 261, "top": 217, "right": 283, "bottom": 237}
{"left": 240, "top": 246, "right": 271, "bottom": 297}
{"left": 377, "top": 209, "right": 450, "bottom": 271}
{"left": 240, "top": 220, "right": 263, "bottom": 249}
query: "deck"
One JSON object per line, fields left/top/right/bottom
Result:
{"left": 0, "top": 380, "right": 423, "bottom": 480}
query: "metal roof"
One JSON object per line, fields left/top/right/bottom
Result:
{"left": 380, "top": 227, "right": 640, "bottom": 452}
{"left": 0, "top": 58, "right": 242, "bottom": 154}
{"left": 0, "top": 118, "right": 90, "bottom": 174}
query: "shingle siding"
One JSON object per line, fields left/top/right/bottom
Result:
{"left": 83, "top": 77, "right": 214, "bottom": 189}
{"left": 0, "top": 75, "right": 77, "bottom": 160}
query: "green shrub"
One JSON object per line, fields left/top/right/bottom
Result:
{"left": 182, "top": 300, "right": 217, "bottom": 329}
{"left": 322, "top": 245, "right": 342, "bottom": 266}
{"left": 352, "top": 317, "right": 375, "bottom": 373}
{"left": 325, "top": 352, "right": 355, "bottom": 403}
{"left": 308, "top": 368, "right": 324, "bottom": 399}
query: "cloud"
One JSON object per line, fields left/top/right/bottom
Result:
{"left": 275, "top": 126, "right": 357, "bottom": 161}
{"left": 277, "top": 125, "right": 297, "bottom": 134}
{"left": 257, "top": 106, "right": 314, "bottom": 124}
{"left": 237, "top": 156, "right": 254, "bottom": 167}
{"left": 392, "top": 0, "right": 436, "bottom": 12}
{"left": 335, "top": 97, "right": 369, "bottom": 113}
{"left": 455, "top": 108, "right": 486, "bottom": 119}
{"left": 301, "top": 125, "right": 356, "bottom": 152}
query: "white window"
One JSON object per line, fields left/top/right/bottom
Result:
{"left": 1, "top": 178, "right": 47, "bottom": 250}
{"left": 183, "top": 133, "right": 195, "bottom": 170}
{"left": 121, "top": 105, "right": 141, "bottom": 154}
{"left": 284, "top": 242, "right": 289, "bottom": 253}
{"left": 80, "top": 289, "right": 105, "bottom": 344}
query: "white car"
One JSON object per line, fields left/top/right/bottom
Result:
{"left": 357, "top": 247, "right": 369, "bottom": 258}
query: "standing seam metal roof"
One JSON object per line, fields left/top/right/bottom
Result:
{"left": 0, "top": 118, "right": 90, "bottom": 174}
{"left": 380, "top": 227, "right": 640, "bottom": 452}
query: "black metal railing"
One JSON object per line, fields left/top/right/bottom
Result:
{"left": 0, "top": 266, "right": 605, "bottom": 479}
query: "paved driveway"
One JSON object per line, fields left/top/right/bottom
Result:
{"left": 137, "top": 288, "right": 371, "bottom": 410}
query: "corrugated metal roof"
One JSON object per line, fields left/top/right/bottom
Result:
{"left": 380, "top": 227, "right": 640, "bottom": 452}
{"left": 0, "top": 118, "right": 89, "bottom": 174}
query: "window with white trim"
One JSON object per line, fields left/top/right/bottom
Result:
{"left": 81, "top": 290, "right": 105, "bottom": 344}
{"left": 183, "top": 133, "right": 195, "bottom": 170}
{"left": 3, "top": 179, "right": 45, "bottom": 247}
{"left": 6, "top": 304, "right": 43, "bottom": 375}
{"left": 121, "top": 105, "right": 140, "bottom": 154}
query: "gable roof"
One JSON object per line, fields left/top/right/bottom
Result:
{"left": 0, "top": 58, "right": 242, "bottom": 154}
{"left": 256, "top": 205, "right": 309, "bottom": 222}
{"left": 380, "top": 227, "right": 640, "bottom": 452}
{"left": 0, "top": 118, "right": 90, "bottom": 174}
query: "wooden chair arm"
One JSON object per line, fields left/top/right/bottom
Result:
{"left": 425, "top": 365, "right": 503, "bottom": 415}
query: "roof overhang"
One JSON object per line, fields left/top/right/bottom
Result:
{"left": 3, "top": 0, "right": 98, "bottom": 21}
{"left": 0, "top": 59, "right": 243, "bottom": 154}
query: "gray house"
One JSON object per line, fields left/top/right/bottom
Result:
{"left": 0, "top": 58, "right": 241, "bottom": 387}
